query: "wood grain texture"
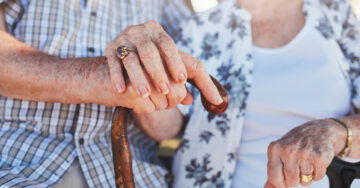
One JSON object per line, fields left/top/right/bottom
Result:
{"left": 111, "top": 75, "right": 229, "bottom": 188}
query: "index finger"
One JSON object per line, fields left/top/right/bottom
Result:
{"left": 179, "top": 50, "right": 223, "bottom": 105}
{"left": 267, "top": 143, "right": 287, "bottom": 188}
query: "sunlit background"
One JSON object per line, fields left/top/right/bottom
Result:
{"left": 190, "top": 0, "right": 218, "bottom": 12}
{"left": 349, "top": 0, "right": 360, "bottom": 18}
{"left": 191, "top": 0, "right": 360, "bottom": 18}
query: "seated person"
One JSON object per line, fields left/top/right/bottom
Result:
{"left": 0, "top": 0, "right": 222, "bottom": 187}
{"left": 135, "top": 0, "right": 360, "bottom": 187}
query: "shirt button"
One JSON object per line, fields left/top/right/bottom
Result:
{"left": 88, "top": 47, "right": 95, "bottom": 53}
{"left": 91, "top": 11, "right": 97, "bottom": 17}
{"left": 79, "top": 138, "right": 84, "bottom": 145}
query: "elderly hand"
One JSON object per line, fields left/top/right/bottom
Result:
{"left": 105, "top": 20, "right": 223, "bottom": 111}
{"left": 105, "top": 21, "right": 183, "bottom": 93}
{"left": 264, "top": 119, "right": 348, "bottom": 188}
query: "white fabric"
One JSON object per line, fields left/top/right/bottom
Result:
{"left": 232, "top": 22, "right": 355, "bottom": 187}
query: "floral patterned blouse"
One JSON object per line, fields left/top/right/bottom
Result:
{"left": 171, "top": 0, "right": 360, "bottom": 187}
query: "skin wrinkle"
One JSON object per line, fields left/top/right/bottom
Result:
{"left": 0, "top": 31, "right": 141, "bottom": 107}
{"left": 278, "top": 120, "right": 337, "bottom": 156}
{"left": 267, "top": 117, "right": 355, "bottom": 188}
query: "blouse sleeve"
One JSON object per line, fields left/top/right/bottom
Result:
{"left": 336, "top": 2, "right": 360, "bottom": 109}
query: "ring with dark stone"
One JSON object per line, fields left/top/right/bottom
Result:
{"left": 116, "top": 46, "right": 134, "bottom": 60}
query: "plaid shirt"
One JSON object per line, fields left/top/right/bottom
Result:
{"left": 0, "top": 0, "right": 190, "bottom": 187}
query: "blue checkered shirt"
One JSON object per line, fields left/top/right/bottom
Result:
{"left": 0, "top": 0, "right": 190, "bottom": 187}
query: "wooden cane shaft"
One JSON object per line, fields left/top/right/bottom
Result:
{"left": 111, "top": 107, "right": 134, "bottom": 188}
{"left": 111, "top": 76, "right": 229, "bottom": 188}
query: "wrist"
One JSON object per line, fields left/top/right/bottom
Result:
{"left": 328, "top": 118, "right": 350, "bottom": 157}
{"left": 73, "top": 57, "right": 114, "bottom": 105}
{"left": 79, "top": 57, "right": 137, "bottom": 108}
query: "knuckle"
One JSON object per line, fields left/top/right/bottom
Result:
{"left": 122, "top": 61, "right": 139, "bottom": 75}
{"left": 190, "top": 59, "right": 206, "bottom": 73}
{"left": 267, "top": 176, "right": 283, "bottom": 188}
{"left": 159, "top": 35, "right": 176, "bottom": 51}
{"left": 117, "top": 33, "right": 130, "bottom": 42}
{"left": 105, "top": 43, "right": 116, "bottom": 56}
{"left": 125, "top": 25, "right": 138, "bottom": 33}
{"left": 122, "top": 58, "right": 134, "bottom": 69}
{"left": 285, "top": 179, "right": 298, "bottom": 188}
{"left": 151, "top": 73, "right": 166, "bottom": 83}
{"left": 125, "top": 26, "right": 145, "bottom": 40}
{"left": 284, "top": 166, "right": 296, "bottom": 176}
{"left": 268, "top": 142, "right": 280, "bottom": 156}
{"left": 317, "top": 153, "right": 333, "bottom": 167}
{"left": 138, "top": 41, "right": 156, "bottom": 58}
{"left": 144, "top": 20, "right": 162, "bottom": 29}
{"left": 283, "top": 145, "right": 297, "bottom": 157}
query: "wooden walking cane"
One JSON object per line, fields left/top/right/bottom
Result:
{"left": 111, "top": 76, "right": 229, "bottom": 188}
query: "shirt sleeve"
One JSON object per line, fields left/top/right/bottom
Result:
{"left": 336, "top": 2, "right": 360, "bottom": 109}
{"left": 0, "top": 0, "right": 26, "bottom": 33}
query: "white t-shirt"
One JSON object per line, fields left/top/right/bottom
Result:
{"left": 232, "top": 21, "right": 359, "bottom": 187}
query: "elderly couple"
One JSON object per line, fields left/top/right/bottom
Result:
{"left": 0, "top": 0, "right": 360, "bottom": 187}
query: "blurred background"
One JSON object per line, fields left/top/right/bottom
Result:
{"left": 189, "top": 0, "right": 360, "bottom": 18}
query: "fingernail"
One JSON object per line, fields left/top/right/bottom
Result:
{"left": 158, "top": 83, "right": 169, "bottom": 94}
{"left": 115, "top": 83, "right": 125, "bottom": 93}
{"left": 178, "top": 73, "right": 187, "bottom": 83}
{"left": 137, "top": 85, "right": 150, "bottom": 98}
{"left": 214, "top": 95, "right": 223, "bottom": 105}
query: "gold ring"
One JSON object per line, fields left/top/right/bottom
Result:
{"left": 117, "top": 46, "right": 134, "bottom": 60}
{"left": 300, "top": 174, "right": 313, "bottom": 183}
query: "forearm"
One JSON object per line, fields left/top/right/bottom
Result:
{"left": 0, "top": 31, "right": 133, "bottom": 107}
{"left": 132, "top": 108, "right": 184, "bottom": 142}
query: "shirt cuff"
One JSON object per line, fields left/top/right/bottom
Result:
{"left": 177, "top": 104, "right": 192, "bottom": 117}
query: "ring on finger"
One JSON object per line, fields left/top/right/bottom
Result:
{"left": 300, "top": 174, "right": 313, "bottom": 183}
{"left": 117, "top": 46, "right": 135, "bottom": 60}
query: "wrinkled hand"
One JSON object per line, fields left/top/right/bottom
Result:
{"left": 121, "top": 79, "right": 190, "bottom": 114}
{"left": 105, "top": 20, "right": 185, "bottom": 95}
{"left": 103, "top": 51, "right": 223, "bottom": 113}
{"left": 105, "top": 20, "right": 223, "bottom": 112}
{"left": 264, "top": 119, "right": 347, "bottom": 188}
